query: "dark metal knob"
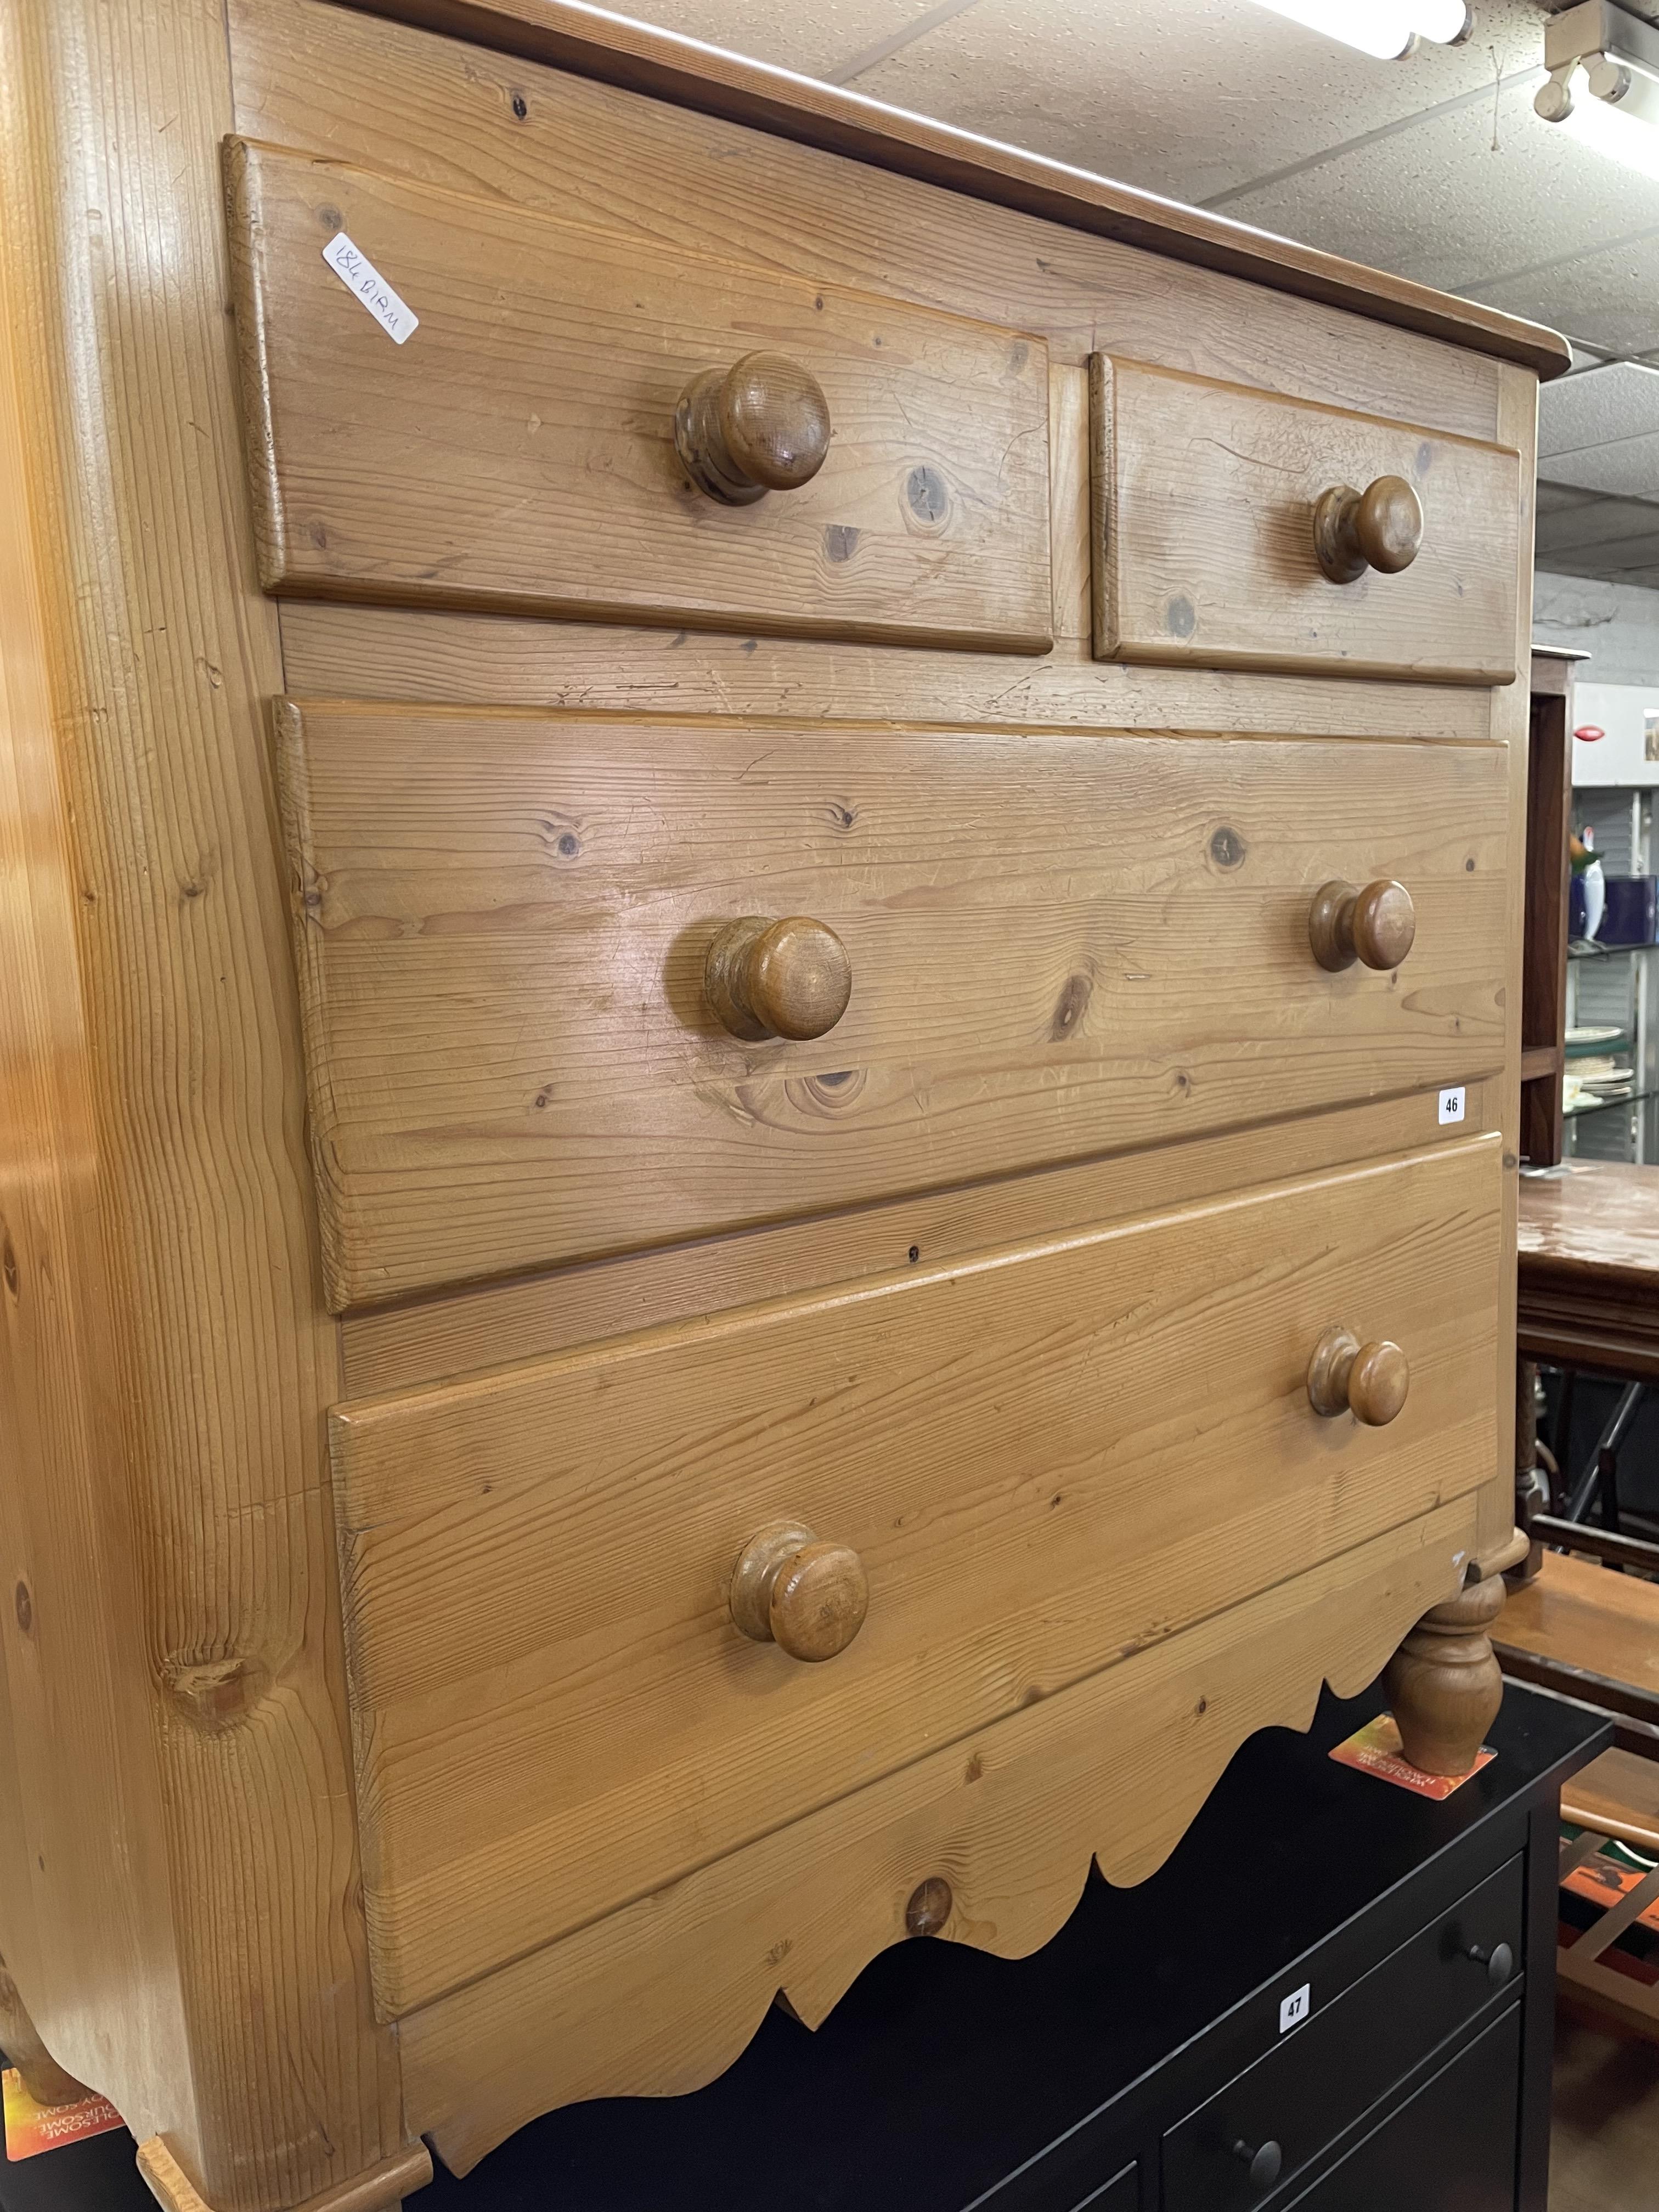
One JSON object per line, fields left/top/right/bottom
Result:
{"left": 1464, "top": 1939, "right": 1514, "bottom": 1988}
{"left": 1231, "top": 2138, "right": 1283, "bottom": 2191}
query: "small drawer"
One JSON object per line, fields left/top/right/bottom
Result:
{"left": 1161, "top": 1854, "right": 1523, "bottom": 2211}
{"left": 331, "top": 1137, "right": 1500, "bottom": 2018}
{"left": 224, "top": 139, "right": 1052, "bottom": 653}
{"left": 1088, "top": 356, "right": 1520, "bottom": 685}
{"left": 275, "top": 703, "right": 1509, "bottom": 1308}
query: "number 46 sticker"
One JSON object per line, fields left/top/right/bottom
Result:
{"left": 1438, "top": 1086, "right": 1466, "bottom": 1126}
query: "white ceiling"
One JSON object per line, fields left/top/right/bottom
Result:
{"left": 616, "top": 0, "right": 1659, "bottom": 586}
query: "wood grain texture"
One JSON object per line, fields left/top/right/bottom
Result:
{"left": 0, "top": 58, "right": 191, "bottom": 2143}
{"left": 225, "top": 0, "right": 1516, "bottom": 445}
{"left": 268, "top": 360, "right": 1492, "bottom": 747}
{"left": 396, "top": 1496, "right": 1481, "bottom": 2174}
{"left": 333, "top": 1138, "right": 1500, "bottom": 2017}
{"left": 277, "top": 703, "right": 1510, "bottom": 1308}
{"left": 1561, "top": 1750, "right": 1659, "bottom": 1857}
{"left": 137, "top": 2138, "right": 431, "bottom": 2212}
{"left": 0, "top": 3, "right": 406, "bottom": 2204}
{"left": 302, "top": 0, "right": 1571, "bottom": 378}
{"left": 225, "top": 138, "right": 1052, "bottom": 652}
{"left": 1090, "top": 357, "right": 1520, "bottom": 684}
{"left": 340, "top": 1084, "right": 1495, "bottom": 1397}
{"left": 1496, "top": 1550, "right": 1659, "bottom": 1703}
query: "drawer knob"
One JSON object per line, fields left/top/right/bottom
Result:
{"left": 706, "top": 915, "right": 853, "bottom": 1042}
{"left": 1313, "top": 475, "right": 1424, "bottom": 584}
{"left": 1307, "top": 1325, "right": 1409, "bottom": 1426}
{"left": 1464, "top": 1938, "right": 1515, "bottom": 1988}
{"left": 1231, "top": 2139, "right": 1283, "bottom": 2191}
{"left": 730, "top": 1521, "right": 869, "bottom": 1663}
{"left": 1307, "top": 878, "right": 1415, "bottom": 973}
{"left": 675, "top": 352, "right": 831, "bottom": 506}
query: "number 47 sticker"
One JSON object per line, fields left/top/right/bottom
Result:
{"left": 1438, "top": 1086, "right": 1466, "bottom": 1126}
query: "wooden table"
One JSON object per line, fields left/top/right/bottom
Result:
{"left": 1518, "top": 1161, "right": 1659, "bottom": 1383}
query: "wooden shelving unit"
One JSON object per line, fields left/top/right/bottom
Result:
{"left": 1521, "top": 645, "right": 1589, "bottom": 1167}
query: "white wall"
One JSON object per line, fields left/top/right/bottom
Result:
{"left": 1534, "top": 573, "right": 1659, "bottom": 687}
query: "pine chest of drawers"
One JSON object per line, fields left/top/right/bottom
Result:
{"left": 0, "top": 5, "right": 1565, "bottom": 2209}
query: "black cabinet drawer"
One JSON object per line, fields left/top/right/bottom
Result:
{"left": 1284, "top": 2002, "right": 1520, "bottom": 2211}
{"left": 1163, "top": 1854, "right": 1522, "bottom": 2210}
{"left": 1070, "top": 2166, "right": 1137, "bottom": 2212}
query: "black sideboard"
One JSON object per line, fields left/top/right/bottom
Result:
{"left": 0, "top": 1683, "right": 1608, "bottom": 2212}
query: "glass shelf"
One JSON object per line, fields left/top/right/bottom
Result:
{"left": 1570, "top": 939, "right": 1659, "bottom": 959}
{"left": 1564, "top": 1088, "right": 1658, "bottom": 1120}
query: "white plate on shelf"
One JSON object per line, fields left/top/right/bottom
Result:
{"left": 1567, "top": 1025, "right": 1624, "bottom": 1047}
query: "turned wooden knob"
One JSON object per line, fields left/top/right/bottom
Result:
{"left": 1385, "top": 1571, "right": 1506, "bottom": 1776}
{"left": 705, "top": 915, "right": 852, "bottom": 1041}
{"left": 730, "top": 1521, "right": 868, "bottom": 1663}
{"left": 1307, "top": 1325, "right": 1409, "bottom": 1426}
{"left": 1307, "top": 878, "right": 1415, "bottom": 973}
{"left": 674, "top": 352, "right": 831, "bottom": 505}
{"left": 1313, "top": 475, "right": 1423, "bottom": 584}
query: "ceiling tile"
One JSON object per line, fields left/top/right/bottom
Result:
{"left": 847, "top": 0, "right": 1545, "bottom": 206}
{"left": 1536, "top": 488, "right": 1659, "bottom": 563}
{"left": 1535, "top": 433, "right": 1659, "bottom": 498}
{"left": 1541, "top": 361, "right": 1659, "bottom": 460}
{"left": 587, "top": 0, "right": 923, "bottom": 78}
{"left": 1470, "top": 227, "right": 1659, "bottom": 360}
{"left": 1215, "top": 74, "right": 1659, "bottom": 302}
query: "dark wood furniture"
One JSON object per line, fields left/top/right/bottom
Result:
{"left": 1514, "top": 1159, "right": 1659, "bottom": 1561}
{"left": 4, "top": 1683, "right": 1609, "bottom": 2212}
{"left": 1517, "top": 1160, "right": 1659, "bottom": 1384}
{"left": 1520, "top": 645, "right": 1587, "bottom": 1170}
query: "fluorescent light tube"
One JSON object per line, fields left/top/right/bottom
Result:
{"left": 1248, "top": 1, "right": 1470, "bottom": 55}
{"left": 1407, "top": 1, "right": 1472, "bottom": 40}
{"left": 1248, "top": 2, "right": 1417, "bottom": 57}
{"left": 1558, "top": 72, "right": 1659, "bottom": 182}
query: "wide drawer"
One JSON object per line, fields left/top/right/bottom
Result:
{"left": 224, "top": 139, "right": 1052, "bottom": 652}
{"left": 331, "top": 1136, "right": 1500, "bottom": 2016}
{"left": 1163, "top": 1853, "right": 1523, "bottom": 2210}
{"left": 1089, "top": 357, "right": 1521, "bottom": 685}
{"left": 276, "top": 705, "right": 1509, "bottom": 1308}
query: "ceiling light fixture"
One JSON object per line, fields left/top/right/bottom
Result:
{"left": 1536, "top": 2, "right": 1659, "bottom": 182}
{"left": 1246, "top": 2, "right": 1472, "bottom": 61}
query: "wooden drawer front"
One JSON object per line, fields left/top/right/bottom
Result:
{"left": 332, "top": 1137, "right": 1500, "bottom": 2017}
{"left": 1163, "top": 1853, "right": 1522, "bottom": 2211}
{"left": 1089, "top": 357, "right": 1520, "bottom": 684}
{"left": 277, "top": 704, "right": 1509, "bottom": 1309}
{"left": 224, "top": 140, "right": 1051, "bottom": 653}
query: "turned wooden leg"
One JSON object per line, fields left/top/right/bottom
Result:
{"left": 1384, "top": 1571, "right": 1507, "bottom": 1778}
{"left": 0, "top": 1953, "right": 90, "bottom": 2109}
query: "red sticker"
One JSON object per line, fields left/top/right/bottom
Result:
{"left": 1576, "top": 725, "right": 1607, "bottom": 743}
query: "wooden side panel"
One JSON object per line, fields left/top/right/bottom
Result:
{"left": 334, "top": 1138, "right": 1501, "bottom": 2017}
{"left": 278, "top": 706, "right": 1510, "bottom": 1307}
{"left": 224, "top": 138, "right": 1052, "bottom": 653}
{"left": 1090, "top": 357, "right": 1520, "bottom": 685}
{"left": 0, "top": 7, "right": 405, "bottom": 2207}
{"left": 0, "top": 107, "right": 191, "bottom": 2141}
{"left": 396, "top": 1496, "right": 1479, "bottom": 2173}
